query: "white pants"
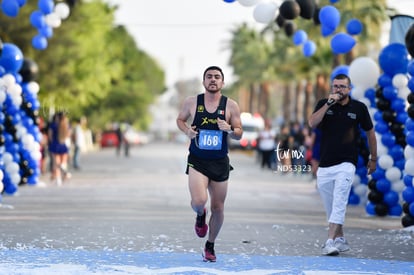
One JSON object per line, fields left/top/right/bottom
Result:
{"left": 316, "top": 162, "right": 355, "bottom": 225}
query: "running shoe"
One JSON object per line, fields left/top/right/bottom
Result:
{"left": 203, "top": 247, "right": 216, "bottom": 262}
{"left": 321, "top": 239, "right": 339, "bottom": 256}
{"left": 195, "top": 208, "right": 208, "bottom": 238}
{"left": 334, "top": 237, "right": 350, "bottom": 252}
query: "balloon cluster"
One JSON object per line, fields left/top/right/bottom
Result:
{"left": 228, "top": 0, "right": 363, "bottom": 57}
{"left": 0, "top": 42, "right": 42, "bottom": 199}
{"left": 349, "top": 44, "right": 409, "bottom": 218}
{"left": 1, "top": 0, "right": 71, "bottom": 50}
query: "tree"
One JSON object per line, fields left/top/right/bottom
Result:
{"left": 0, "top": 0, "right": 165, "bottom": 130}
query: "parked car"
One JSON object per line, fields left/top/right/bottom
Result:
{"left": 100, "top": 130, "right": 120, "bottom": 148}
{"left": 229, "top": 112, "right": 264, "bottom": 150}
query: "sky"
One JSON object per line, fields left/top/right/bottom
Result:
{"left": 106, "top": 0, "right": 414, "bottom": 89}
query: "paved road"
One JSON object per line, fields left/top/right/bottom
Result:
{"left": 0, "top": 141, "right": 413, "bottom": 274}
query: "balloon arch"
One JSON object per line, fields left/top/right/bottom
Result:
{"left": 0, "top": 0, "right": 413, "bottom": 228}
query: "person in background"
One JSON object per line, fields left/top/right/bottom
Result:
{"left": 257, "top": 119, "right": 276, "bottom": 170}
{"left": 72, "top": 116, "right": 87, "bottom": 170}
{"left": 308, "top": 73, "right": 377, "bottom": 256}
{"left": 176, "top": 66, "right": 243, "bottom": 262}
{"left": 48, "top": 112, "right": 72, "bottom": 186}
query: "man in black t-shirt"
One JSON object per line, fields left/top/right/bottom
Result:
{"left": 309, "top": 74, "right": 377, "bottom": 256}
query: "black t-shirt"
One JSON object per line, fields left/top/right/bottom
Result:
{"left": 313, "top": 98, "right": 373, "bottom": 167}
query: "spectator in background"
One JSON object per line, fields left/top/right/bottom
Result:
{"left": 48, "top": 112, "right": 71, "bottom": 186}
{"left": 72, "top": 116, "right": 87, "bottom": 170}
{"left": 258, "top": 119, "right": 276, "bottom": 170}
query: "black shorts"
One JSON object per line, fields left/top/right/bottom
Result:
{"left": 186, "top": 154, "right": 233, "bottom": 182}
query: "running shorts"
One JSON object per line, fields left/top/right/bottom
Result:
{"left": 186, "top": 154, "right": 233, "bottom": 182}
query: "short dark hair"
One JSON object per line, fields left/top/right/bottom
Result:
{"left": 333, "top": 73, "right": 351, "bottom": 85}
{"left": 203, "top": 66, "right": 224, "bottom": 81}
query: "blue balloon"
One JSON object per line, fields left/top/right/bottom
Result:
{"left": 396, "top": 112, "right": 408, "bottom": 124}
{"left": 378, "top": 73, "right": 392, "bottom": 87}
{"left": 346, "top": 18, "right": 363, "bottom": 35}
{"left": 403, "top": 175, "right": 413, "bottom": 187}
{"left": 388, "top": 204, "right": 402, "bottom": 216}
{"left": 348, "top": 193, "right": 360, "bottom": 205}
{"left": 321, "top": 24, "right": 335, "bottom": 37}
{"left": 223, "top": 0, "right": 236, "bottom": 2}
{"left": 38, "top": 0, "right": 54, "bottom": 14}
{"left": 319, "top": 5, "right": 340, "bottom": 30}
{"left": 381, "top": 132, "right": 396, "bottom": 147}
{"left": 376, "top": 178, "right": 391, "bottom": 193}
{"left": 378, "top": 43, "right": 409, "bottom": 76}
{"left": 373, "top": 111, "right": 384, "bottom": 122}
{"left": 331, "top": 33, "right": 356, "bottom": 54}
{"left": 1, "top": 0, "right": 19, "bottom": 17}
{"left": 394, "top": 159, "right": 405, "bottom": 171}
{"left": 384, "top": 190, "right": 399, "bottom": 206}
{"left": 382, "top": 85, "right": 398, "bottom": 100}
{"left": 303, "top": 40, "right": 316, "bottom": 57}
{"left": 364, "top": 88, "right": 376, "bottom": 101}
{"left": 39, "top": 25, "right": 53, "bottom": 38}
{"left": 366, "top": 202, "right": 376, "bottom": 215}
{"left": 32, "top": 34, "right": 48, "bottom": 50}
{"left": 331, "top": 65, "right": 349, "bottom": 81}
{"left": 408, "top": 77, "right": 414, "bottom": 92}
{"left": 391, "top": 98, "right": 406, "bottom": 112}
{"left": 16, "top": 0, "right": 26, "bottom": 7}
{"left": 375, "top": 121, "right": 388, "bottom": 134}
{"left": 406, "top": 131, "right": 414, "bottom": 146}
{"left": 406, "top": 118, "right": 414, "bottom": 131}
{"left": 293, "top": 30, "right": 308, "bottom": 45}
{"left": 402, "top": 187, "right": 414, "bottom": 203}
{"left": 29, "top": 10, "right": 45, "bottom": 29}
{"left": 390, "top": 145, "right": 404, "bottom": 160}
{"left": 371, "top": 167, "right": 386, "bottom": 180}
{"left": 0, "top": 43, "right": 24, "bottom": 73}
{"left": 409, "top": 202, "right": 414, "bottom": 216}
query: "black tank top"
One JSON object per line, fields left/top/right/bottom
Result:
{"left": 189, "top": 94, "right": 229, "bottom": 159}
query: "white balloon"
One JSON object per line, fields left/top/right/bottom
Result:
{"left": 0, "top": 90, "right": 6, "bottom": 105}
{"left": 385, "top": 167, "right": 401, "bottom": 182}
{"left": 46, "top": 12, "right": 62, "bottom": 28}
{"left": 398, "top": 86, "right": 411, "bottom": 99}
{"left": 378, "top": 155, "right": 394, "bottom": 170}
{"left": 55, "top": 2, "right": 70, "bottom": 20}
{"left": 0, "top": 182, "right": 3, "bottom": 193}
{"left": 392, "top": 180, "right": 406, "bottom": 193}
{"left": 11, "top": 94, "right": 22, "bottom": 107}
{"left": 405, "top": 158, "right": 414, "bottom": 176}
{"left": 350, "top": 86, "right": 365, "bottom": 100}
{"left": 404, "top": 145, "right": 414, "bottom": 159}
{"left": 31, "top": 150, "right": 42, "bottom": 161}
{"left": 0, "top": 170, "right": 3, "bottom": 181}
{"left": 353, "top": 174, "right": 361, "bottom": 186}
{"left": 349, "top": 57, "right": 380, "bottom": 90}
{"left": 6, "top": 162, "right": 19, "bottom": 174}
{"left": 238, "top": 0, "right": 260, "bottom": 7}
{"left": 253, "top": 2, "right": 277, "bottom": 24}
{"left": 358, "top": 97, "right": 371, "bottom": 107}
{"left": 10, "top": 173, "right": 21, "bottom": 186}
{"left": 376, "top": 137, "right": 388, "bottom": 155}
{"left": 2, "top": 74, "right": 16, "bottom": 87}
{"left": 353, "top": 184, "right": 367, "bottom": 197}
{"left": 392, "top": 73, "right": 408, "bottom": 89}
{"left": 27, "top": 81, "right": 40, "bottom": 94}
{"left": 3, "top": 153, "right": 13, "bottom": 164}
{"left": 8, "top": 83, "right": 22, "bottom": 96}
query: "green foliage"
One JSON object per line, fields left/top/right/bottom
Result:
{"left": 0, "top": 0, "right": 165, "bottom": 131}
